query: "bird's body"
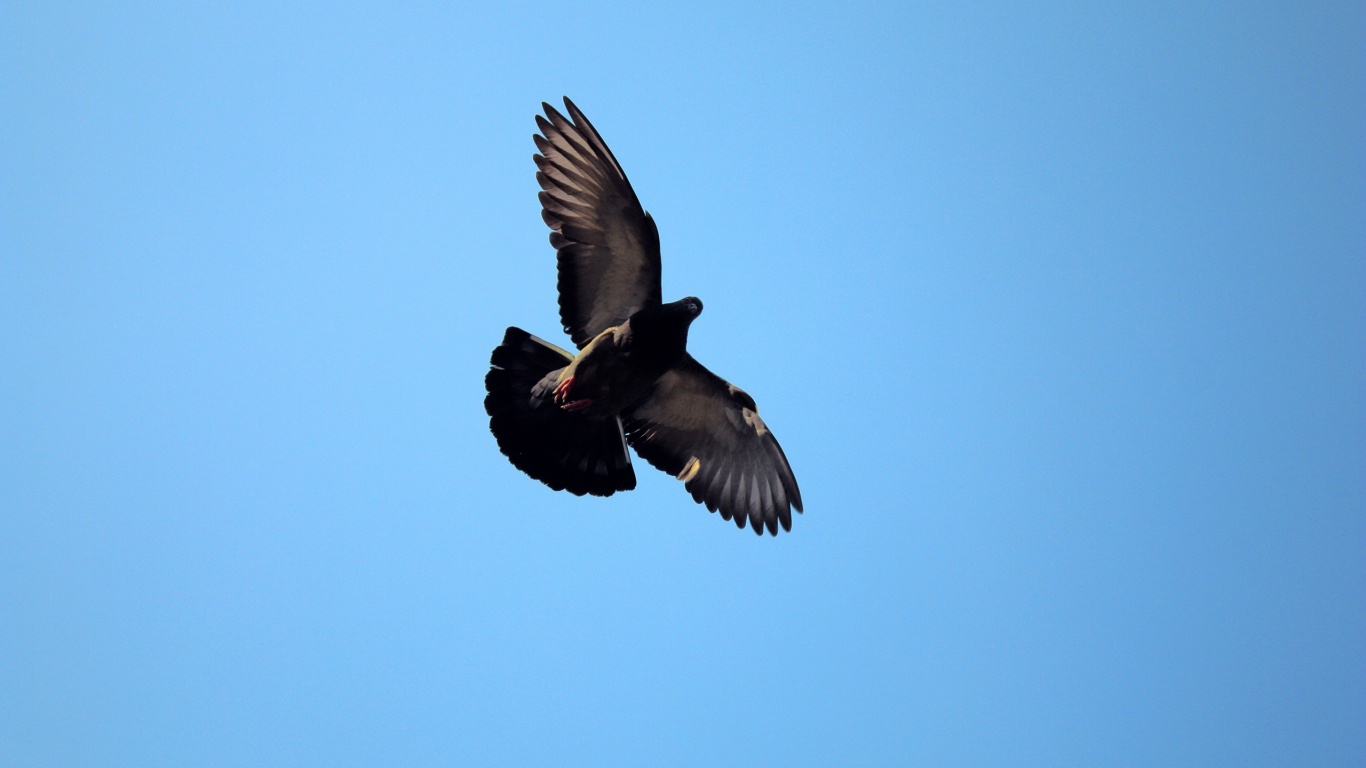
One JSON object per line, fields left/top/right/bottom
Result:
{"left": 547, "top": 297, "right": 702, "bottom": 419}
{"left": 484, "top": 98, "right": 802, "bottom": 535}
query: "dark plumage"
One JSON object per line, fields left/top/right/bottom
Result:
{"left": 484, "top": 98, "right": 802, "bottom": 535}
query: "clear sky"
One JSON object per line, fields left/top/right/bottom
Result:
{"left": 3, "top": 2, "right": 1363, "bottom": 766}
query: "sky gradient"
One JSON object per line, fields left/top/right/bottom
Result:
{"left": 3, "top": 2, "right": 1363, "bottom": 766}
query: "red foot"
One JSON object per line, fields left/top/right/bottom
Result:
{"left": 553, "top": 375, "right": 593, "bottom": 411}
{"left": 553, "top": 376, "right": 574, "bottom": 405}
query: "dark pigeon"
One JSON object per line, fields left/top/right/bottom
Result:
{"left": 484, "top": 98, "right": 803, "bottom": 535}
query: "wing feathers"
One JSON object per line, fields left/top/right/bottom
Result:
{"left": 535, "top": 98, "right": 662, "bottom": 349}
{"left": 623, "top": 355, "right": 802, "bottom": 536}
{"left": 561, "top": 99, "right": 632, "bottom": 179}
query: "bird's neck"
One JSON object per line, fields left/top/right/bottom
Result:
{"left": 624, "top": 312, "right": 690, "bottom": 374}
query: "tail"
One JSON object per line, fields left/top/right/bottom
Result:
{"left": 484, "top": 327, "right": 636, "bottom": 497}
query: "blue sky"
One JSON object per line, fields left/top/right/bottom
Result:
{"left": 3, "top": 2, "right": 1363, "bottom": 765}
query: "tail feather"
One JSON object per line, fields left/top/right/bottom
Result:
{"left": 484, "top": 327, "right": 636, "bottom": 497}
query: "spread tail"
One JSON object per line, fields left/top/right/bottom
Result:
{"left": 484, "top": 327, "right": 636, "bottom": 497}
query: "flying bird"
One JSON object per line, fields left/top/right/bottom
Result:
{"left": 484, "top": 98, "right": 802, "bottom": 535}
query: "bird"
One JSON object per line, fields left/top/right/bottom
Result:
{"left": 483, "top": 97, "right": 802, "bottom": 535}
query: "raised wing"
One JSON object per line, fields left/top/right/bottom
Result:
{"left": 535, "top": 98, "right": 662, "bottom": 349}
{"left": 623, "top": 356, "right": 803, "bottom": 535}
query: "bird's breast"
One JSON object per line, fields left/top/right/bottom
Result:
{"left": 563, "top": 345, "right": 664, "bottom": 418}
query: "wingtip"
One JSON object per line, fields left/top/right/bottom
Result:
{"left": 562, "top": 97, "right": 591, "bottom": 128}
{"left": 542, "top": 100, "right": 567, "bottom": 125}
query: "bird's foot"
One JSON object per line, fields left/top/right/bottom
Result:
{"left": 553, "top": 376, "right": 575, "bottom": 405}
{"left": 560, "top": 398, "right": 595, "bottom": 412}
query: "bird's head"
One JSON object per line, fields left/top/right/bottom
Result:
{"left": 662, "top": 296, "right": 703, "bottom": 332}
{"left": 677, "top": 296, "right": 703, "bottom": 318}
{"left": 647, "top": 296, "right": 703, "bottom": 325}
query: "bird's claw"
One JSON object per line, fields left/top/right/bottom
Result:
{"left": 553, "top": 376, "right": 593, "bottom": 411}
{"left": 553, "top": 376, "right": 574, "bottom": 405}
